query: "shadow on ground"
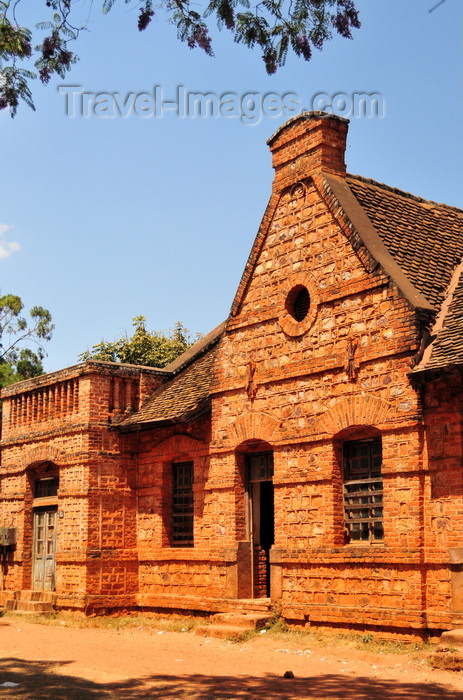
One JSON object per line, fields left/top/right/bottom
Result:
{"left": 0, "top": 657, "right": 460, "bottom": 699}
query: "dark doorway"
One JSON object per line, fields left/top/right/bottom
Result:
{"left": 246, "top": 452, "right": 274, "bottom": 598}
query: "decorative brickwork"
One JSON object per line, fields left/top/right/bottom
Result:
{"left": 1, "top": 112, "right": 462, "bottom": 639}
{"left": 0, "top": 361, "right": 164, "bottom": 612}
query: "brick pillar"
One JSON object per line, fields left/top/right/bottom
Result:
{"left": 224, "top": 541, "right": 252, "bottom": 598}
{"left": 269, "top": 546, "right": 283, "bottom": 603}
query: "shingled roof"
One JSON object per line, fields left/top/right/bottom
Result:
{"left": 342, "top": 175, "right": 462, "bottom": 373}
{"left": 118, "top": 323, "right": 225, "bottom": 430}
{"left": 346, "top": 175, "right": 462, "bottom": 309}
{"left": 412, "top": 263, "right": 463, "bottom": 373}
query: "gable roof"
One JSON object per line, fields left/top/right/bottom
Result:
{"left": 323, "top": 174, "right": 435, "bottom": 311}
{"left": 118, "top": 322, "right": 225, "bottom": 430}
{"left": 120, "top": 144, "right": 462, "bottom": 429}
{"left": 232, "top": 171, "right": 462, "bottom": 318}
{"left": 346, "top": 175, "right": 462, "bottom": 309}
{"left": 343, "top": 175, "right": 462, "bottom": 373}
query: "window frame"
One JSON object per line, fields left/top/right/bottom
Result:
{"left": 246, "top": 451, "right": 274, "bottom": 484}
{"left": 343, "top": 438, "right": 383, "bottom": 544}
{"left": 278, "top": 272, "right": 319, "bottom": 337}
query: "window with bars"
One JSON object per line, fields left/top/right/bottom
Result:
{"left": 343, "top": 438, "right": 383, "bottom": 543}
{"left": 171, "top": 461, "right": 194, "bottom": 546}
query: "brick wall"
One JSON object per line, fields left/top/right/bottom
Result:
{"left": 0, "top": 361, "right": 163, "bottom": 611}
{"left": 421, "top": 369, "right": 463, "bottom": 624}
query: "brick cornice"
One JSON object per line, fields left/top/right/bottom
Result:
{"left": 0, "top": 360, "right": 167, "bottom": 399}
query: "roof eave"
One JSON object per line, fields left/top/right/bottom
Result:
{"left": 116, "top": 397, "right": 211, "bottom": 433}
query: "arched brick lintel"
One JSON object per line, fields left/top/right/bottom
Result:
{"left": 151, "top": 433, "right": 205, "bottom": 460}
{"left": 315, "top": 395, "right": 392, "bottom": 437}
{"left": 228, "top": 412, "right": 281, "bottom": 446}
{"left": 22, "top": 446, "right": 64, "bottom": 469}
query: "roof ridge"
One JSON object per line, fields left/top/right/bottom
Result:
{"left": 347, "top": 173, "right": 463, "bottom": 213}
{"left": 164, "top": 320, "right": 226, "bottom": 374}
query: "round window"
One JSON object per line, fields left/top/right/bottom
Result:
{"left": 286, "top": 285, "right": 310, "bottom": 322}
{"left": 279, "top": 273, "right": 319, "bottom": 337}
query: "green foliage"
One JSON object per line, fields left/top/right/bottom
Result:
{"left": 266, "top": 612, "right": 289, "bottom": 632}
{"left": 0, "top": 293, "right": 54, "bottom": 388}
{"left": 0, "top": 0, "right": 78, "bottom": 114}
{"left": 0, "top": 0, "right": 360, "bottom": 115}
{"left": 79, "top": 316, "right": 200, "bottom": 369}
{"left": 0, "top": 347, "right": 45, "bottom": 387}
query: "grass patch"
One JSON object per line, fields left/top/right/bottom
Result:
{"left": 223, "top": 613, "right": 429, "bottom": 655}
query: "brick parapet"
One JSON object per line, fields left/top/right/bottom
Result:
{"left": 0, "top": 361, "right": 167, "bottom": 442}
{"left": 0, "top": 360, "right": 167, "bottom": 398}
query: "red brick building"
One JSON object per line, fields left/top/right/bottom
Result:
{"left": 1, "top": 112, "right": 462, "bottom": 639}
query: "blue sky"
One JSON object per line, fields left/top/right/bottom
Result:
{"left": 1, "top": 0, "right": 462, "bottom": 373}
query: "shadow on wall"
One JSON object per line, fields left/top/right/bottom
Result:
{"left": 0, "top": 657, "right": 460, "bottom": 699}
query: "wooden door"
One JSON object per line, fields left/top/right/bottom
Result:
{"left": 32, "top": 507, "right": 57, "bottom": 590}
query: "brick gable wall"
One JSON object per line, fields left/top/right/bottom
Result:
{"left": 206, "top": 114, "right": 463, "bottom": 637}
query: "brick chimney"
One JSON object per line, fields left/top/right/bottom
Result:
{"left": 267, "top": 111, "right": 348, "bottom": 187}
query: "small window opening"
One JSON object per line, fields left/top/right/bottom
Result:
{"left": 171, "top": 461, "right": 194, "bottom": 547}
{"left": 34, "top": 476, "right": 59, "bottom": 499}
{"left": 247, "top": 452, "right": 274, "bottom": 482}
{"left": 343, "top": 438, "right": 383, "bottom": 543}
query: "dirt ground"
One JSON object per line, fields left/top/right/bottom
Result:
{"left": 0, "top": 615, "right": 462, "bottom": 699}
